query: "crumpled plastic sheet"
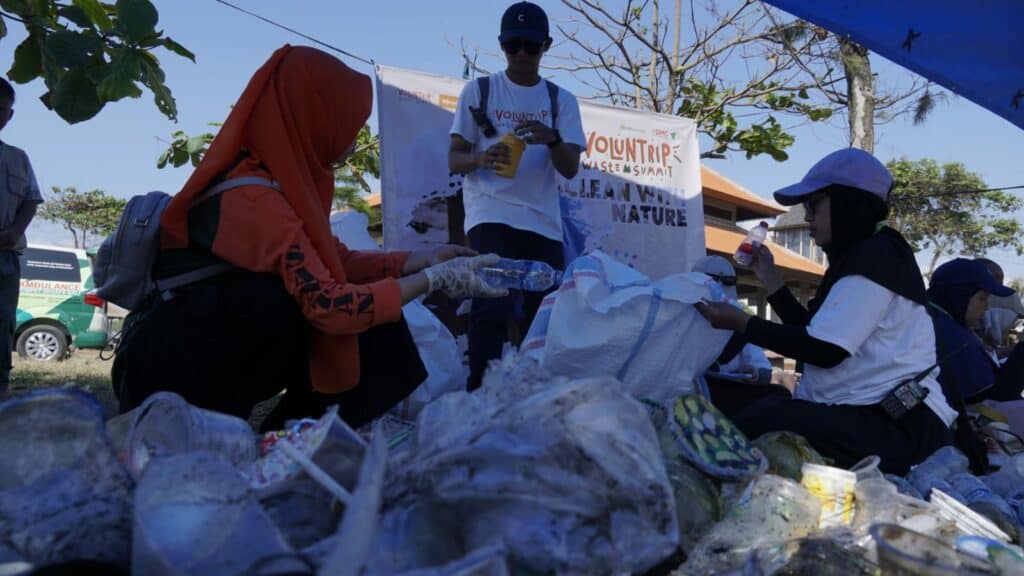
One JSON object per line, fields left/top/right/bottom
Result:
{"left": 378, "top": 355, "right": 678, "bottom": 575}
{"left": 0, "top": 390, "right": 133, "bottom": 568}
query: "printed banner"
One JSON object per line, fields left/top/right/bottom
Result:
{"left": 376, "top": 65, "right": 705, "bottom": 278}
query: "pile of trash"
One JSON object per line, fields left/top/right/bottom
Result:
{"left": 3, "top": 353, "right": 1024, "bottom": 575}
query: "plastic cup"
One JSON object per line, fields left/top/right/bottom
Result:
{"left": 870, "top": 523, "right": 997, "bottom": 575}
{"left": 801, "top": 462, "right": 857, "bottom": 528}
{"left": 126, "top": 392, "right": 257, "bottom": 476}
{"left": 493, "top": 133, "right": 525, "bottom": 178}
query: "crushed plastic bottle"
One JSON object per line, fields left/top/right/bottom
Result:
{"left": 475, "top": 258, "right": 563, "bottom": 291}
{"left": 907, "top": 445, "right": 970, "bottom": 499}
{"left": 733, "top": 221, "right": 769, "bottom": 267}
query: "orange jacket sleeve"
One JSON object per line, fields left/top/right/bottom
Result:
{"left": 334, "top": 239, "right": 409, "bottom": 283}
{"left": 210, "top": 185, "right": 404, "bottom": 335}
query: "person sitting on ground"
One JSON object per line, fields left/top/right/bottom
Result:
{"left": 112, "top": 46, "right": 506, "bottom": 430}
{"left": 696, "top": 148, "right": 958, "bottom": 475}
{"left": 928, "top": 258, "right": 1024, "bottom": 403}
{"left": 691, "top": 256, "right": 778, "bottom": 417}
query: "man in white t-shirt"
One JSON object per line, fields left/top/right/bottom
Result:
{"left": 0, "top": 78, "right": 43, "bottom": 393}
{"left": 449, "top": 2, "right": 586, "bottom": 391}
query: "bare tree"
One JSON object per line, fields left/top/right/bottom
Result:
{"left": 550, "top": 0, "right": 936, "bottom": 159}
{"left": 552, "top": 0, "right": 839, "bottom": 160}
{"left": 764, "top": 16, "right": 939, "bottom": 153}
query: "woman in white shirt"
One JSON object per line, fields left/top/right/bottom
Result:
{"left": 697, "top": 149, "right": 957, "bottom": 475}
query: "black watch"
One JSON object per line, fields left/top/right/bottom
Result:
{"left": 546, "top": 130, "right": 562, "bottom": 149}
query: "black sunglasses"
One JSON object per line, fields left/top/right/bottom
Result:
{"left": 802, "top": 193, "right": 827, "bottom": 215}
{"left": 708, "top": 274, "right": 738, "bottom": 287}
{"left": 501, "top": 39, "right": 544, "bottom": 55}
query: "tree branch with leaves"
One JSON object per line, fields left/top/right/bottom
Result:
{"left": 1, "top": 0, "right": 193, "bottom": 123}
{"left": 887, "top": 158, "right": 1024, "bottom": 276}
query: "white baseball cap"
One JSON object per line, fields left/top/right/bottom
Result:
{"left": 773, "top": 148, "right": 893, "bottom": 206}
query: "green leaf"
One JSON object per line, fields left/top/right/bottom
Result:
{"left": 59, "top": 4, "right": 94, "bottom": 28}
{"left": 73, "top": 0, "right": 114, "bottom": 31}
{"left": 45, "top": 30, "right": 102, "bottom": 68}
{"left": 185, "top": 134, "right": 208, "bottom": 154}
{"left": 115, "top": 0, "right": 157, "bottom": 42}
{"left": 0, "top": 0, "right": 28, "bottom": 13}
{"left": 138, "top": 52, "right": 176, "bottom": 120}
{"left": 0, "top": 16, "right": 7, "bottom": 39}
{"left": 8, "top": 35, "right": 43, "bottom": 83}
{"left": 96, "top": 48, "right": 142, "bottom": 101}
{"left": 52, "top": 67, "right": 103, "bottom": 123}
{"left": 161, "top": 37, "right": 194, "bottom": 62}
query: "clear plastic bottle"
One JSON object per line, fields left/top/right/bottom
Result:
{"left": 476, "top": 258, "right": 563, "bottom": 292}
{"left": 734, "top": 221, "right": 769, "bottom": 267}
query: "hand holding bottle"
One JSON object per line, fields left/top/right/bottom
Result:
{"left": 423, "top": 254, "right": 509, "bottom": 299}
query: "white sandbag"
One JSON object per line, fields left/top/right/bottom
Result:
{"left": 522, "top": 251, "right": 731, "bottom": 403}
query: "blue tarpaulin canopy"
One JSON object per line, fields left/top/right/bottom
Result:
{"left": 762, "top": 0, "right": 1024, "bottom": 130}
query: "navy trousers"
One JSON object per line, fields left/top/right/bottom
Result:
{"left": 467, "top": 223, "right": 563, "bottom": 391}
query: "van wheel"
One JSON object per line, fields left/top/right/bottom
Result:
{"left": 17, "top": 325, "right": 68, "bottom": 362}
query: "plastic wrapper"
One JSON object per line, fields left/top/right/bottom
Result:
{"left": 0, "top": 390, "right": 132, "bottom": 568}
{"left": 680, "top": 474, "right": 821, "bottom": 574}
{"left": 248, "top": 408, "right": 365, "bottom": 548}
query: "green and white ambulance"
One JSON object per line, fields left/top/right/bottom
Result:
{"left": 14, "top": 244, "right": 110, "bottom": 361}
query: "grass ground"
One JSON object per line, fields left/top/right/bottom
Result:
{"left": 7, "top": 350, "right": 119, "bottom": 418}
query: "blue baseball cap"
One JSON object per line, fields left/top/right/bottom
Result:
{"left": 930, "top": 258, "right": 1015, "bottom": 297}
{"left": 499, "top": 2, "right": 549, "bottom": 43}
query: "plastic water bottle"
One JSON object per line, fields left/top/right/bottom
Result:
{"left": 476, "top": 258, "right": 563, "bottom": 292}
{"left": 907, "top": 445, "right": 969, "bottom": 498}
{"left": 734, "top": 221, "right": 769, "bottom": 267}
{"left": 949, "top": 473, "right": 1018, "bottom": 522}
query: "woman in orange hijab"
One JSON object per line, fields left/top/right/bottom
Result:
{"left": 112, "top": 46, "right": 504, "bottom": 429}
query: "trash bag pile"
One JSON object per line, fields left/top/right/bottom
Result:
{"left": 4, "top": 354, "right": 1024, "bottom": 575}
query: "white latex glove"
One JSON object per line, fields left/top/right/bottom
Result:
{"left": 423, "top": 253, "right": 509, "bottom": 299}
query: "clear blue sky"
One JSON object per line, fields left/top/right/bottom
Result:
{"left": 3, "top": 1, "right": 1024, "bottom": 277}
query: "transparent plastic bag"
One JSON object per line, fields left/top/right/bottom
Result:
{"left": 132, "top": 451, "right": 291, "bottom": 576}
{"left": 388, "top": 372, "right": 678, "bottom": 575}
{"left": 0, "top": 389, "right": 132, "bottom": 567}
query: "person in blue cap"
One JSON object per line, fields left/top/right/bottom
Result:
{"left": 928, "top": 258, "right": 1024, "bottom": 403}
{"left": 448, "top": 2, "right": 587, "bottom": 391}
{"left": 697, "top": 148, "right": 964, "bottom": 475}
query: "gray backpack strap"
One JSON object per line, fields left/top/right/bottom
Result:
{"left": 154, "top": 263, "right": 234, "bottom": 296}
{"left": 155, "top": 176, "right": 279, "bottom": 299}
{"left": 193, "top": 176, "right": 279, "bottom": 207}
{"left": 546, "top": 80, "right": 559, "bottom": 128}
